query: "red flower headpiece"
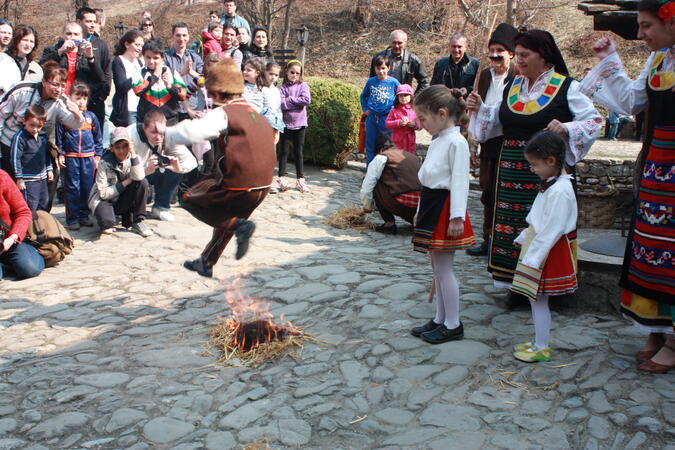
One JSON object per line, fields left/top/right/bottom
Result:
{"left": 658, "top": 0, "right": 675, "bottom": 21}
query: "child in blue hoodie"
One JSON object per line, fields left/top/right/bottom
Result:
{"left": 360, "top": 55, "right": 400, "bottom": 164}
{"left": 10, "top": 105, "right": 52, "bottom": 212}
{"left": 56, "top": 82, "right": 103, "bottom": 230}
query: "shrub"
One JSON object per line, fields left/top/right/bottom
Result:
{"left": 303, "top": 77, "right": 361, "bottom": 169}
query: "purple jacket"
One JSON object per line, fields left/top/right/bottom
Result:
{"left": 279, "top": 81, "right": 311, "bottom": 129}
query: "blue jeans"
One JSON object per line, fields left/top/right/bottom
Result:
{"left": 0, "top": 242, "right": 44, "bottom": 280}
{"left": 365, "top": 113, "right": 390, "bottom": 165}
{"left": 146, "top": 169, "right": 182, "bottom": 209}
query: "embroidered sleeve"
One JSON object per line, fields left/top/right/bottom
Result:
{"left": 468, "top": 100, "right": 502, "bottom": 143}
{"left": 562, "top": 80, "right": 603, "bottom": 165}
{"left": 579, "top": 51, "right": 651, "bottom": 116}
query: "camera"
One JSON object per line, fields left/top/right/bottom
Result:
{"left": 153, "top": 149, "right": 171, "bottom": 168}
{"left": 72, "top": 39, "right": 83, "bottom": 47}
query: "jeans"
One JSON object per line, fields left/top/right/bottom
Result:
{"left": 0, "top": 242, "right": 44, "bottom": 280}
{"left": 146, "top": 169, "right": 183, "bottom": 209}
{"left": 365, "top": 113, "right": 390, "bottom": 164}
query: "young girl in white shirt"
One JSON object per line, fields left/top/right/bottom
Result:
{"left": 511, "top": 130, "right": 578, "bottom": 363}
{"left": 410, "top": 85, "right": 475, "bottom": 344}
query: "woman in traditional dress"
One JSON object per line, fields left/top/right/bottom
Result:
{"left": 467, "top": 30, "right": 602, "bottom": 306}
{"left": 581, "top": 0, "right": 674, "bottom": 373}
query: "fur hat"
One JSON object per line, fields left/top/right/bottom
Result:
{"left": 488, "top": 23, "right": 518, "bottom": 53}
{"left": 205, "top": 59, "right": 244, "bottom": 95}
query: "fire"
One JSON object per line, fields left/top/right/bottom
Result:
{"left": 222, "top": 273, "right": 301, "bottom": 353}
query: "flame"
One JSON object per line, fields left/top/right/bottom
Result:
{"left": 222, "top": 271, "right": 300, "bottom": 352}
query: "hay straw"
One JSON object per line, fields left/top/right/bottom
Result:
{"left": 323, "top": 207, "right": 375, "bottom": 230}
{"left": 208, "top": 320, "right": 317, "bottom": 368}
{"left": 242, "top": 437, "right": 271, "bottom": 450}
{"left": 349, "top": 415, "right": 367, "bottom": 424}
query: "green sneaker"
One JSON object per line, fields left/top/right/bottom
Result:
{"left": 514, "top": 346, "right": 552, "bottom": 363}
{"left": 514, "top": 341, "right": 534, "bottom": 352}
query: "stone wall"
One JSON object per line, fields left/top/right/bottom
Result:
{"left": 576, "top": 159, "right": 635, "bottom": 229}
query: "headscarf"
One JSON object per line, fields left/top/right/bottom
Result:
{"left": 514, "top": 29, "right": 569, "bottom": 77}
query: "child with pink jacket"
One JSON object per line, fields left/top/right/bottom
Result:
{"left": 385, "top": 84, "right": 420, "bottom": 154}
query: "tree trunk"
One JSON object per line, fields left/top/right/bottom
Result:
{"left": 282, "top": 0, "right": 294, "bottom": 49}
{"left": 353, "top": 0, "right": 372, "bottom": 31}
{"left": 506, "top": 0, "right": 516, "bottom": 26}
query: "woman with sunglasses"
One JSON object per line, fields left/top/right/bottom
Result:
{"left": 0, "top": 25, "right": 42, "bottom": 96}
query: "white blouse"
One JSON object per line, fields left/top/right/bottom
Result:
{"left": 579, "top": 47, "right": 675, "bottom": 115}
{"left": 468, "top": 68, "right": 602, "bottom": 166}
{"left": 513, "top": 174, "right": 577, "bottom": 269}
{"left": 360, "top": 154, "right": 387, "bottom": 210}
{"left": 418, "top": 126, "right": 470, "bottom": 219}
{"left": 120, "top": 56, "right": 142, "bottom": 112}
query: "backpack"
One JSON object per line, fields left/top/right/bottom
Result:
{"left": 25, "top": 211, "right": 74, "bottom": 267}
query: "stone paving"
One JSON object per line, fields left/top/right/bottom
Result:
{"left": 0, "top": 166, "right": 673, "bottom": 449}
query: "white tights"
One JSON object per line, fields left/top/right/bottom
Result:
{"left": 430, "top": 251, "right": 460, "bottom": 329}
{"left": 530, "top": 294, "right": 551, "bottom": 349}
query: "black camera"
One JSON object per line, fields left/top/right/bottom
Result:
{"left": 152, "top": 149, "right": 171, "bottom": 168}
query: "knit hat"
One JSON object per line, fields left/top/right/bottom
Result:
{"left": 488, "top": 23, "right": 518, "bottom": 53}
{"left": 205, "top": 59, "right": 244, "bottom": 95}
{"left": 396, "top": 84, "right": 414, "bottom": 96}
{"left": 514, "top": 29, "right": 569, "bottom": 76}
{"left": 110, "top": 127, "right": 131, "bottom": 145}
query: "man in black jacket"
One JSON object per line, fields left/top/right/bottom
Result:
{"left": 369, "top": 30, "right": 429, "bottom": 93}
{"left": 430, "top": 33, "right": 480, "bottom": 97}
{"left": 40, "top": 8, "right": 112, "bottom": 129}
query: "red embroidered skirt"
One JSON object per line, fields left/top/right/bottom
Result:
{"left": 413, "top": 188, "right": 475, "bottom": 253}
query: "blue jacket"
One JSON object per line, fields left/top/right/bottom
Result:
{"left": 10, "top": 128, "right": 52, "bottom": 181}
{"left": 55, "top": 110, "right": 103, "bottom": 158}
{"left": 360, "top": 77, "right": 400, "bottom": 117}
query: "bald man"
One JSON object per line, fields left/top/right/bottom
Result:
{"left": 369, "top": 29, "right": 428, "bottom": 93}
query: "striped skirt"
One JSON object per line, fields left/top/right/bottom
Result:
{"left": 488, "top": 140, "right": 541, "bottom": 283}
{"left": 620, "top": 125, "right": 675, "bottom": 332}
{"left": 511, "top": 228, "right": 578, "bottom": 300}
{"left": 413, "top": 188, "right": 475, "bottom": 253}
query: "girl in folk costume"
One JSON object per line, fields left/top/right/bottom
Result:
{"left": 386, "top": 84, "right": 420, "bottom": 154}
{"left": 410, "top": 86, "right": 475, "bottom": 344}
{"left": 581, "top": 0, "right": 675, "bottom": 373}
{"left": 511, "top": 131, "right": 578, "bottom": 363}
{"left": 467, "top": 30, "right": 602, "bottom": 307}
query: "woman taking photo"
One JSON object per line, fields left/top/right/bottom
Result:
{"left": 0, "top": 25, "right": 42, "bottom": 96}
{"left": 467, "top": 29, "right": 602, "bottom": 306}
{"left": 110, "top": 30, "right": 144, "bottom": 127}
{"left": 581, "top": 0, "right": 674, "bottom": 373}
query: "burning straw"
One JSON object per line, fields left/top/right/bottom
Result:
{"left": 323, "top": 207, "right": 375, "bottom": 231}
{"left": 208, "top": 273, "right": 313, "bottom": 367}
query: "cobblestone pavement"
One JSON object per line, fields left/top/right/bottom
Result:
{"left": 1, "top": 166, "right": 673, "bottom": 449}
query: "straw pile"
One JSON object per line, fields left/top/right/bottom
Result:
{"left": 324, "top": 207, "right": 375, "bottom": 231}
{"left": 208, "top": 319, "right": 313, "bottom": 368}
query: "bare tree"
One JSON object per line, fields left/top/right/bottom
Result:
{"left": 352, "top": 0, "right": 372, "bottom": 31}
{"left": 237, "top": 0, "right": 293, "bottom": 41}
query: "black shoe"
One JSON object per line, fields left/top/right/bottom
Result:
{"left": 504, "top": 291, "right": 528, "bottom": 309}
{"left": 375, "top": 223, "right": 397, "bottom": 235}
{"left": 421, "top": 322, "right": 464, "bottom": 344}
{"left": 234, "top": 219, "right": 255, "bottom": 260}
{"left": 411, "top": 319, "right": 440, "bottom": 337}
{"left": 466, "top": 240, "right": 488, "bottom": 256}
{"left": 183, "top": 257, "right": 213, "bottom": 278}
{"left": 79, "top": 217, "right": 94, "bottom": 227}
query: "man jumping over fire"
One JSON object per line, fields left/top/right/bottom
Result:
{"left": 165, "top": 59, "right": 276, "bottom": 277}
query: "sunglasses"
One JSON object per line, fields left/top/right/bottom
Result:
{"left": 142, "top": 22, "right": 153, "bottom": 27}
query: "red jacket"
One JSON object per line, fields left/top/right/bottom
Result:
{"left": 0, "top": 169, "right": 32, "bottom": 241}
{"left": 201, "top": 31, "right": 224, "bottom": 58}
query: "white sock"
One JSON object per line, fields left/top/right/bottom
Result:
{"left": 530, "top": 294, "right": 551, "bottom": 350}
{"left": 431, "top": 251, "right": 460, "bottom": 329}
{"left": 431, "top": 255, "right": 444, "bottom": 324}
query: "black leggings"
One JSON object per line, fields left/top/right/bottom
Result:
{"left": 278, "top": 127, "right": 306, "bottom": 179}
